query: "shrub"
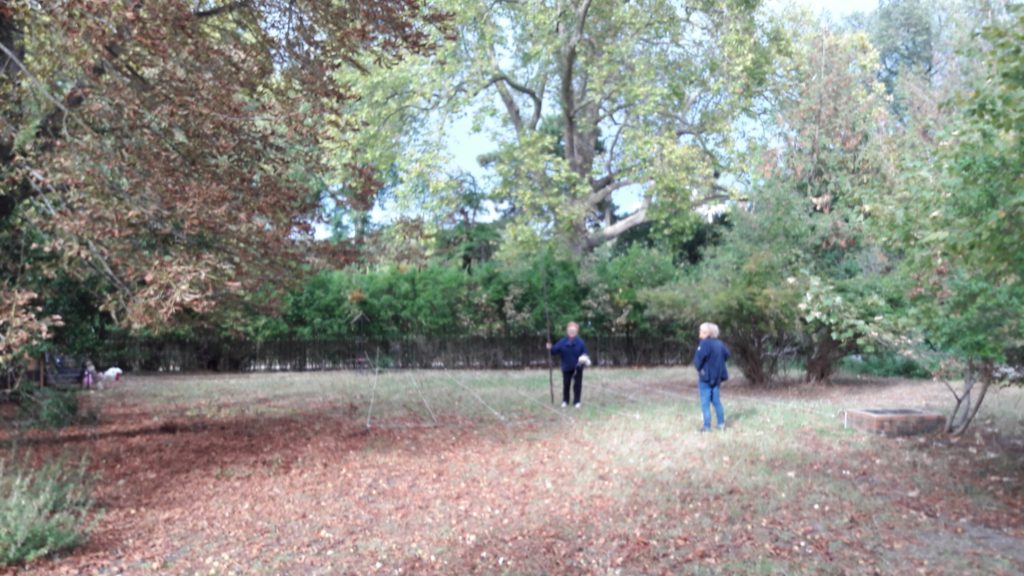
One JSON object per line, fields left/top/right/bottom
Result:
{"left": 0, "top": 453, "right": 95, "bottom": 566}
{"left": 840, "top": 352, "right": 932, "bottom": 379}
{"left": 18, "top": 388, "right": 80, "bottom": 429}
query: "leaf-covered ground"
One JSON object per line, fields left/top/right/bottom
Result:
{"left": 2, "top": 369, "right": 1023, "bottom": 575}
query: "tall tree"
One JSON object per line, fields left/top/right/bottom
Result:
{"left": 873, "top": 6, "right": 1024, "bottom": 434}
{"left": 641, "top": 22, "right": 901, "bottom": 386}
{"left": 770, "top": 25, "right": 899, "bottom": 384}
{"left": 870, "top": 0, "right": 937, "bottom": 91}
{"left": 334, "top": 0, "right": 786, "bottom": 255}
{"left": 0, "top": 1, "right": 445, "bottom": 361}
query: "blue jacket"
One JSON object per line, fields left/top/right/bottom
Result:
{"left": 694, "top": 338, "right": 730, "bottom": 386}
{"left": 550, "top": 337, "right": 589, "bottom": 372}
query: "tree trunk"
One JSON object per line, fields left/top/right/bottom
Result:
{"left": 946, "top": 360, "right": 994, "bottom": 436}
{"left": 727, "top": 328, "right": 791, "bottom": 386}
{"left": 804, "top": 331, "right": 846, "bottom": 384}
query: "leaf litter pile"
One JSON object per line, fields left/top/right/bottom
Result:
{"left": 2, "top": 369, "right": 1022, "bottom": 575}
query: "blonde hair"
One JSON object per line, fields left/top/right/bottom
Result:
{"left": 699, "top": 322, "right": 720, "bottom": 338}
{"left": 566, "top": 321, "right": 580, "bottom": 331}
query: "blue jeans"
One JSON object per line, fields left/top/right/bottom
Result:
{"left": 699, "top": 380, "right": 725, "bottom": 429}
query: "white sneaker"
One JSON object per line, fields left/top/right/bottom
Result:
{"left": 561, "top": 402, "right": 568, "bottom": 408}
{"left": 574, "top": 403, "right": 581, "bottom": 409}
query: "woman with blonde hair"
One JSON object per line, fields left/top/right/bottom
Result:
{"left": 693, "top": 322, "right": 729, "bottom": 431}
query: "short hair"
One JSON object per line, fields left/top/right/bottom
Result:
{"left": 699, "top": 322, "right": 720, "bottom": 338}
{"left": 567, "top": 321, "right": 579, "bottom": 330}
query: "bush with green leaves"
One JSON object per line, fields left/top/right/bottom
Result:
{"left": 0, "top": 453, "right": 95, "bottom": 566}
{"left": 642, "top": 184, "right": 809, "bottom": 385}
{"left": 579, "top": 244, "right": 677, "bottom": 337}
{"left": 869, "top": 7, "right": 1024, "bottom": 433}
{"left": 840, "top": 352, "right": 932, "bottom": 379}
{"left": 18, "top": 388, "right": 81, "bottom": 429}
{"left": 276, "top": 250, "right": 590, "bottom": 339}
{"left": 639, "top": 22, "right": 902, "bottom": 386}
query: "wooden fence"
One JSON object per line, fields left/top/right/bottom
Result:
{"left": 94, "top": 336, "right": 696, "bottom": 373}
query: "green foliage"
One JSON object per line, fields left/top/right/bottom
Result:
{"left": 682, "top": 22, "right": 902, "bottom": 385}
{"left": 877, "top": 6, "right": 1024, "bottom": 366}
{"left": 642, "top": 186, "right": 807, "bottom": 384}
{"left": 0, "top": 2, "right": 448, "bottom": 367}
{"left": 578, "top": 244, "right": 677, "bottom": 336}
{"left": 37, "top": 274, "right": 119, "bottom": 359}
{"left": 254, "top": 241, "right": 684, "bottom": 339}
{"left": 870, "top": 0, "right": 937, "bottom": 90}
{"left": 6, "top": 1, "right": 1012, "bottom": 412}
{"left": 278, "top": 252, "right": 585, "bottom": 338}
{"left": 852, "top": 6, "right": 1024, "bottom": 433}
{"left": 852, "top": 0, "right": 973, "bottom": 117}
{"left": 642, "top": 166, "right": 902, "bottom": 385}
{"left": 0, "top": 453, "right": 95, "bottom": 566}
{"left": 18, "top": 388, "right": 81, "bottom": 429}
{"left": 332, "top": 0, "right": 787, "bottom": 254}
{"left": 840, "top": 352, "right": 932, "bottom": 379}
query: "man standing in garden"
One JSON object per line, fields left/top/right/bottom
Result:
{"left": 694, "top": 322, "right": 729, "bottom": 432}
{"left": 547, "top": 322, "right": 590, "bottom": 408}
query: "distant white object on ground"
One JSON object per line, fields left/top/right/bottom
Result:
{"left": 101, "top": 367, "right": 123, "bottom": 382}
{"left": 577, "top": 354, "right": 591, "bottom": 367}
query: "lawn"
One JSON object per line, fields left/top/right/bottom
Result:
{"left": 2, "top": 368, "right": 1023, "bottom": 575}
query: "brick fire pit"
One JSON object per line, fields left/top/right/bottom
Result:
{"left": 844, "top": 408, "right": 945, "bottom": 436}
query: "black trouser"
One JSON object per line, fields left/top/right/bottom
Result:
{"left": 562, "top": 368, "right": 583, "bottom": 404}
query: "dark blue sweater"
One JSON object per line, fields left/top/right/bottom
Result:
{"left": 550, "top": 337, "right": 589, "bottom": 372}
{"left": 693, "top": 338, "right": 730, "bottom": 386}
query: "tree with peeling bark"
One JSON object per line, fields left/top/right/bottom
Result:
{"left": 0, "top": 1, "right": 446, "bottom": 367}
{"left": 332, "top": 0, "right": 785, "bottom": 254}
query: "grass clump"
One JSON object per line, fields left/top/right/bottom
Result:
{"left": 16, "top": 388, "right": 90, "bottom": 429}
{"left": 0, "top": 453, "right": 95, "bottom": 566}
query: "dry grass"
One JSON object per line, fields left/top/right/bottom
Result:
{"left": 3, "top": 368, "right": 1022, "bottom": 575}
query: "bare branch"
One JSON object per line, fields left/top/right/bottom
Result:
{"left": 590, "top": 173, "right": 615, "bottom": 191}
{"left": 675, "top": 124, "right": 704, "bottom": 137}
{"left": 598, "top": 100, "right": 630, "bottom": 124}
{"left": 495, "top": 80, "right": 524, "bottom": 134}
{"left": 26, "top": 176, "right": 133, "bottom": 307}
{"left": 583, "top": 194, "right": 651, "bottom": 250}
{"left": 193, "top": 1, "right": 252, "bottom": 19}
{"left": 0, "top": 40, "right": 93, "bottom": 136}
{"left": 482, "top": 71, "right": 544, "bottom": 133}
{"left": 941, "top": 378, "right": 961, "bottom": 402}
{"left": 575, "top": 0, "right": 595, "bottom": 39}
{"left": 491, "top": 73, "right": 541, "bottom": 108}
{"left": 484, "top": 45, "right": 525, "bottom": 134}
{"left": 529, "top": 71, "right": 547, "bottom": 130}
{"left": 586, "top": 178, "right": 636, "bottom": 208}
